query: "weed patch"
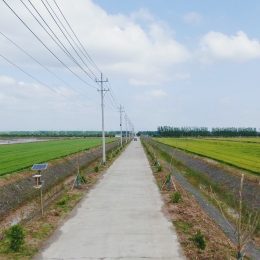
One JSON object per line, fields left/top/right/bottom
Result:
{"left": 189, "top": 229, "right": 207, "bottom": 250}
{"left": 173, "top": 221, "right": 193, "bottom": 235}
{"left": 171, "top": 192, "right": 182, "bottom": 203}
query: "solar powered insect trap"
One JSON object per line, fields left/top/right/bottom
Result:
{"left": 32, "top": 164, "right": 48, "bottom": 216}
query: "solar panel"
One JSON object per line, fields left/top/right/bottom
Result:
{"left": 31, "top": 164, "right": 48, "bottom": 171}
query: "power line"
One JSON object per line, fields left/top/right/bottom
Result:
{"left": 22, "top": 0, "right": 97, "bottom": 84}
{"left": 2, "top": 0, "right": 97, "bottom": 90}
{"left": 24, "top": 0, "right": 77, "bottom": 64}
{"left": 105, "top": 92, "right": 118, "bottom": 110}
{"left": 107, "top": 79, "right": 120, "bottom": 106}
{"left": 0, "top": 31, "right": 99, "bottom": 105}
{"left": 53, "top": 0, "right": 101, "bottom": 74}
{"left": 104, "top": 98, "right": 116, "bottom": 113}
{"left": 45, "top": 0, "right": 98, "bottom": 79}
{"left": 41, "top": 0, "right": 97, "bottom": 81}
{"left": 0, "top": 54, "right": 97, "bottom": 108}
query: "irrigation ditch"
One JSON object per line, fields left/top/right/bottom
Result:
{"left": 142, "top": 137, "right": 260, "bottom": 259}
{"left": 0, "top": 140, "right": 122, "bottom": 233}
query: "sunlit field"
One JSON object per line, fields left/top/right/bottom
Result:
{"left": 0, "top": 138, "right": 117, "bottom": 176}
{"left": 153, "top": 138, "right": 260, "bottom": 174}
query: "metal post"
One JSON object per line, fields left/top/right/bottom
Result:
{"left": 96, "top": 73, "right": 108, "bottom": 164}
{"left": 40, "top": 186, "right": 43, "bottom": 217}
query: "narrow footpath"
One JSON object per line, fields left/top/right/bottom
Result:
{"left": 35, "top": 138, "right": 184, "bottom": 260}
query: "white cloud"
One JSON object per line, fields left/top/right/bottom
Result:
{"left": 134, "top": 89, "right": 167, "bottom": 101}
{"left": 183, "top": 12, "right": 202, "bottom": 26}
{"left": 199, "top": 30, "right": 260, "bottom": 62}
{"left": 0, "top": 0, "right": 191, "bottom": 87}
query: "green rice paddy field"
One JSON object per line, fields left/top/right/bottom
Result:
{"left": 153, "top": 138, "right": 260, "bottom": 174}
{"left": 0, "top": 138, "right": 117, "bottom": 176}
{"left": 206, "top": 137, "right": 260, "bottom": 143}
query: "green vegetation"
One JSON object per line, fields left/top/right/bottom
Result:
{"left": 206, "top": 137, "right": 260, "bottom": 144}
{"left": 171, "top": 191, "right": 182, "bottom": 203}
{"left": 153, "top": 138, "right": 260, "bottom": 174}
{"left": 4, "top": 224, "right": 25, "bottom": 252}
{"left": 94, "top": 165, "right": 99, "bottom": 172}
{"left": 56, "top": 195, "right": 69, "bottom": 206}
{"left": 0, "top": 138, "right": 117, "bottom": 176}
{"left": 189, "top": 230, "right": 207, "bottom": 250}
{"left": 173, "top": 221, "right": 193, "bottom": 235}
{"left": 157, "top": 165, "right": 163, "bottom": 172}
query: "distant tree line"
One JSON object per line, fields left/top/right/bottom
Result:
{"left": 0, "top": 131, "right": 128, "bottom": 138}
{"left": 137, "top": 126, "right": 258, "bottom": 137}
{"left": 157, "top": 126, "right": 209, "bottom": 137}
{"left": 211, "top": 127, "right": 257, "bottom": 137}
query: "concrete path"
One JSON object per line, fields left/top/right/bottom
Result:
{"left": 35, "top": 138, "right": 184, "bottom": 260}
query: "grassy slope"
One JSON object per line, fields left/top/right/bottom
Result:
{"left": 153, "top": 138, "right": 260, "bottom": 174}
{"left": 0, "top": 138, "right": 117, "bottom": 176}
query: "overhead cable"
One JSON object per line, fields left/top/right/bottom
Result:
{"left": 0, "top": 31, "right": 99, "bottom": 104}
{"left": 54, "top": 0, "right": 102, "bottom": 74}
{"left": 2, "top": 0, "right": 97, "bottom": 89}
{"left": 40, "top": 0, "right": 96, "bottom": 81}
{"left": 22, "top": 0, "right": 97, "bottom": 84}
{"left": 45, "top": 0, "right": 98, "bottom": 79}
{"left": 0, "top": 54, "right": 97, "bottom": 108}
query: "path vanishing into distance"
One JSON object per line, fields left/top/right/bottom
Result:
{"left": 35, "top": 138, "right": 185, "bottom": 260}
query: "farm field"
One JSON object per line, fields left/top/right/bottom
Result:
{"left": 0, "top": 138, "right": 117, "bottom": 176}
{"left": 153, "top": 138, "right": 260, "bottom": 174}
{"left": 205, "top": 137, "right": 260, "bottom": 143}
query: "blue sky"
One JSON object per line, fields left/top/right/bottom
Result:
{"left": 0, "top": 0, "right": 259, "bottom": 131}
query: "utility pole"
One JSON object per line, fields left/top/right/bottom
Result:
{"left": 125, "top": 114, "right": 128, "bottom": 143}
{"left": 128, "top": 120, "right": 132, "bottom": 140}
{"left": 96, "top": 73, "right": 108, "bottom": 164}
{"left": 119, "top": 105, "right": 124, "bottom": 147}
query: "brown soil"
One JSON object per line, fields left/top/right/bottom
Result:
{"left": 146, "top": 153, "right": 239, "bottom": 259}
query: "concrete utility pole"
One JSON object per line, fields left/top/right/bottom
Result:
{"left": 128, "top": 120, "right": 132, "bottom": 140}
{"left": 119, "top": 105, "right": 124, "bottom": 147}
{"left": 125, "top": 114, "right": 128, "bottom": 143}
{"left": 96, "top": 73, "right": 109, "bottom": 164}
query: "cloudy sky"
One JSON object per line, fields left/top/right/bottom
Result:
{"left": 0, "top": 0, "right": 259, "bottom": 132}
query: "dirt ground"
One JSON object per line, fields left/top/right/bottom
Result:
{"left": 151, "top": 166, "right": 238, "bottom": 259}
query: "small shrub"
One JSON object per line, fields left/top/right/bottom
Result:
{"left": 4, "top": 224, "right": 25, "bottom": 252}
{"left": 171, "top": 192, "right": 182, "bottom": 203}
{"left": 80, "top": 174, "right": 87, "bottom": 183}
{"left": 189, "top": 230, "right": 206, "bottom": 250}
{"left": 94, "top": 166, "right": 99, "bottom": 172}
{"left": 106, "top": 155, "right": 110, "bottom": 161}
{"left": 157, "top": 165, "right": 163, "bottom": 172}
{"left": 56, "top": 195, "right": 69, "bottom": 205}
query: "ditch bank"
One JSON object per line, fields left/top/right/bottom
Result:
{"left": 0, "top": 141, "right": 120, "bottom": 220}
{"left": 142, "top": 138, "right": 260, "bottom": 259}
{"left": 148, "top": 139, "right": 260, "bottom": 209}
